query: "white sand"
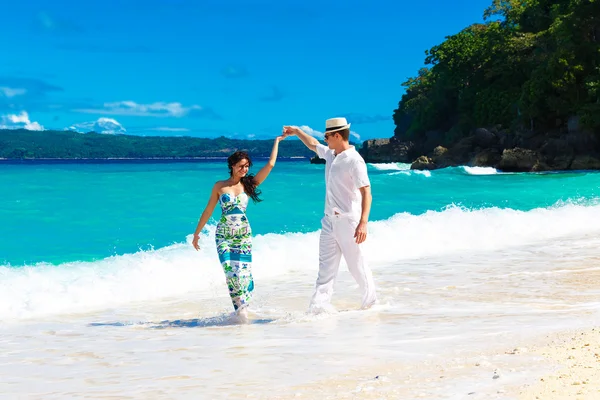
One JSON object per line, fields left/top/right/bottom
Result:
{"left": 255, "top": 327, "right": 600, "bottom": 399}
{"left": 513, "top": 328, "right": 600, "bottom": 400}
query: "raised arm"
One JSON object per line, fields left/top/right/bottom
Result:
{"left": 192, "top": 183, "right": 221, "bottom": 250}
{"left": 254, "top": 136, "right": 284, "bottom": 186}
{"left": 283, "top": 126, "right": 320, "bottom": 153}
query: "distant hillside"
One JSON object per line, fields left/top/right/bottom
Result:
{"left": 0, "top": 129, "right": 315, "bottom": 159}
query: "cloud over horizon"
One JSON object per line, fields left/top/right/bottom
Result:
{"left": 0, "top": 111, "right": 44, "bottom": 131}
{"left": 0, "top": 77, "right": 63, "bottom": 97}
{"left": 72, "top": 101, "right": 220, "bottom": 119}
{"left": 299, "top": 125, "right": 361, "bottom": 141}
{"left": 67, "top": 117, "right": 126, "bottom": 134}
{"left": 0, "top": 87, "right": 27, "bottom": 98}
{"left": 299, "top": 125, "right": 324, "bottom": 139}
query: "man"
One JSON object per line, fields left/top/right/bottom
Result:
{"left": 283, "top": 117, "right": 377, "bottom": 311}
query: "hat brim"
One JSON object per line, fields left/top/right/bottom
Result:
{"left": 324, "top": 123, "right": 351, "bottom": 134}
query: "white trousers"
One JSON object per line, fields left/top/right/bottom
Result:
{"left": 310, "top": 214, "right": 377, "bottom": 310}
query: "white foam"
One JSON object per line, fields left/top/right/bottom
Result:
{"left": 2, "top": 201, "right": 600, "bottom": 320}
{"left": 367, "top": 162, "right": 433, "bottom": 176}
{"left": 368, "top": 162, "right": 411, "bottom": 171}
{"left": 462, "top": 166, "right": 499, "bottom": 175}
{"left": 365, "top": 201, "right": 600, "bottom": 264}
{"left": 0, "top": 227, "right": 321, "bottom": 320}
{"left": 412, "top": 169, "right": 432, "bottom": 177}
{"left": 388, "top": 171, "right": 411, "bottom": 176}
{"left": 387, "top": 169, "right": 431, "bottom": 177}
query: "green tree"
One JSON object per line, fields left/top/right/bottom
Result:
{"left": 393, "top": 0, "right": 600, "bottom": 142}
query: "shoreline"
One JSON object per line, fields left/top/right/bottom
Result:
{"left": 2, "top": 157, "right": 598, "bottom": 172}
{"left": 360, "top": 131, "right": 600, "bottom": 173}
{"left": 0, "top": 156, "right": 310, "bottom": 164}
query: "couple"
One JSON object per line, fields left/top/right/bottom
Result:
{"left": 191, "top": 117, "right": 377, "bottom": 322}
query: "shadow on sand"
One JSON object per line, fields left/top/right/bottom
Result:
{"left": 88, "top": 315, "right": 276, "bottom": 329}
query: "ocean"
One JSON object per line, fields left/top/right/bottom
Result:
{"left": 1, "top": 159, "right": 600, "bottom": 399}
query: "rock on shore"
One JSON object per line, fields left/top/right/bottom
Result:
{"left": 359, "top": 126, "right": 600, "bottom": 172}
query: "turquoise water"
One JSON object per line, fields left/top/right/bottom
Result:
{"left": 1, "top": 160, "right": 599, "bottom": 266}
{"left": 3, "top": 160, "right": 600, "bottom": 399}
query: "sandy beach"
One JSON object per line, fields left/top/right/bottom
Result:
{"left": 514, "top": 328, "right": 600, "bottom": 400}
{"left": 254, "top": 326, "right": 600, "bottom": 400}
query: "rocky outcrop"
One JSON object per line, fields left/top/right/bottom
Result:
{"left": 540, "top": 138, "right": 574, "bottom": 169}
{"left": 359, "top": 137, "right": 416, "bottom": 163}
{"left": 410, "top": 155, "right": 436, "bottom": 170}
{"left": 496, "top": 148, "right": 548, "bottom": 172}
{"left": 473, "top": 128, "right": 498, "bottom": 148}
{"left": 310, "top": 155, "right": 326, "bottom": 164}
{"left": 361, "top": 125, "right": 600, "bottom": 172}
{"left": 571, "top": 155, "right": 600, "bottom": 170}
{"left": 471, "top": 149, "right": 502, "bottom": 167}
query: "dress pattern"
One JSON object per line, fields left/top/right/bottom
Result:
{"left": 215, "top": 192, "right": 254, "bottom": 310}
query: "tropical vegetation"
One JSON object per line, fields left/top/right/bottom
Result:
{"left": 393, "top": 0, "right": 600, "bottom": 143}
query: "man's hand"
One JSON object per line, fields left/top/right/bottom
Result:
{"left": 282, "top": 126, "right": 302, "bottom": 137}
{"left": 354, "top": 221, "right": 368, "bottom": 244}
{"left": 282, "top": 125, "right": 318, "bottom": 152}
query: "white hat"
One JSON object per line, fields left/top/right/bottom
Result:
{"left": 324, "top": 117, "right": 351, "bottom": 134}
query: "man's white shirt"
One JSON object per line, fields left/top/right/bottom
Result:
{"left": 315, "top": 143, "right": 370, "bottom": 221}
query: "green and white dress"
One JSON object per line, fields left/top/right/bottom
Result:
{"left": 215, "top": 192, "right": 254, "bottom": 311}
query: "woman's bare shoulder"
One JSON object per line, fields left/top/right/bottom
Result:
{"left": 212, "top": 180, "right": 229, "bottom": 192}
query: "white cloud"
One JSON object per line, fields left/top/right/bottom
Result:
{"left": 299, "top": 125, "right": 324, "bottom": 139}
{"left": 0, "top": 87, "right": 27, "bottom": 98}
{"left": 67, "top": 118, "right": 126, "bottom": 134}
{"left": 0, "top": 111, "right": 44, "bottom": 131}
{"left": 296, "top": 125, "right": 361, "bottom": 142}
{"left": 73, "top": 101, "right": 203, "bottom": 118}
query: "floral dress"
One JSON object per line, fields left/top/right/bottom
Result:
{"left": 215, "top": 192, "right": 254, "bottom": 311}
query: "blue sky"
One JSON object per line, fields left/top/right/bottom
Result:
{"left": 0, "top": 0, "right": 492, "bottom": 141}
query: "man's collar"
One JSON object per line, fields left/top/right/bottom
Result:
{"left": 333, "top": 145, "right": 355, "bottom": 158}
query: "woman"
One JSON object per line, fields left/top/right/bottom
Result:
{"left": 191, "top": 136, "right": 285, "bottom": 322}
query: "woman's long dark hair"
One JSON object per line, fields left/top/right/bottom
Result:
{"left": 227, "top": 151, "right": 262, "bottom": 203}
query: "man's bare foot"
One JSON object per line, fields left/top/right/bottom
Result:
{"left": 361, "top": 299, "right": 378, "bottom": 310}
